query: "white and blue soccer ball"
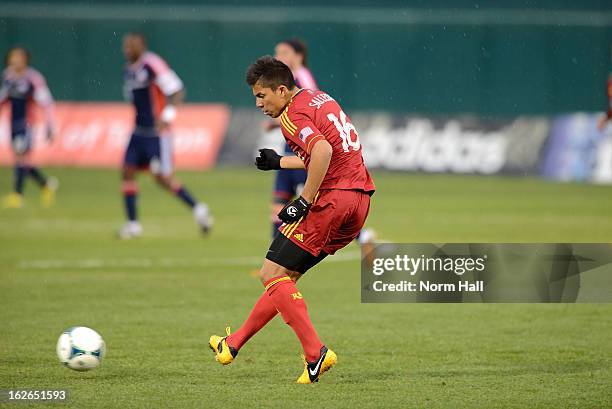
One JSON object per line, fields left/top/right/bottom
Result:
{"left": 56, "top": 327, "right": 106, "bottom": 371}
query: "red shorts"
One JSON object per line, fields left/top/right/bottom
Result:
{"left": 278, "top": 189, "right": 371, "bottom": 256}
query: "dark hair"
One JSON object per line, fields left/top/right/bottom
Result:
{"left": 124, "top": 32, "right": 147, "bottom": 46}
{"left": 5, "top": 46, "right": 30, "bottom": 67}
{"left": 280, "top": 38, "right": 309, "bottom": 68}
{"left": 246, "top": 56, "right": 296, "bottom": 90}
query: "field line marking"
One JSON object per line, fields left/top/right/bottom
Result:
{"left": 16, "top": 252, "right": 361, "bottom": 270}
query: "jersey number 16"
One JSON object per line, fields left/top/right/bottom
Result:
{"left": 327, "top": 110, "right": 361, "bottom": 153}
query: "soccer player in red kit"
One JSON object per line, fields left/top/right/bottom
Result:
{"left": 209, "top": 56, "right": 375, "bottom": 383}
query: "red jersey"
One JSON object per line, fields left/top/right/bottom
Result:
{"left": 279, "top": 89, "right": 375, "bottom": 194}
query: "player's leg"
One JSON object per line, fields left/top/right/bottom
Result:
{"left": 238, "top": 169, "right": 306, "bottom": 326}
{"left": 210, "top": 269, "right": 302, "bottom": 365}
{"left": 27, "top": 164, "right": 58, "bottom": 208}
{"left": 119, "top": 165, "right": 142, "bottom": 238}
{"left": 151, "top": 137, "right": 212, "bottom": 233}
{"left": 5, "top": 129, "right": 58, "bottom": 208}
{"left": 260, "top": 193, "right": 332, "bottom": 366}
{"left": 152, "top": 172, "right": 192, "bottom": 205}
{"left": 27, "top": 166, "right": 46, "bottom": 186}
{"left": 223, "top": 238, "right": 326, "bottom": 355}
{"left": 356, "top": 227, "right": 378, "bottom": 267}
{"left": 259, "top": 241, "right": 325, "bottom": 361}
{"left": 3, "top": 159, "right": 26, "bottom": 208}
{"left": 260, "top": 246, "right": 336, "bottom": 384}
{"left": 23, "top": 129, "right": 48, "bottom": 189}
{"left": 322, "top": 190, "right": 373, "bottom": 275}
{"left": 154, "top": 172, "right": 213, "bottom": 233}
{"left": 210, "top": 191, "right": 338, "bottom": 382}
{"left": 118, "top": 134, "right": 142, "bottom": 239}
{"left": 211, "top": 232, "right": 328, "bottom": 359}
{"left": 3, "top": 132, "right": 32, "bottom": 208}
{"left": 284, "top": 190, "right": 369, "bottom": 383}
{"left": 210, "top": 254, "right": 329, "bottom": 373}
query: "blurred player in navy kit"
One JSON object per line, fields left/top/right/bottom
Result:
{"left": 119, "top": 33, "right": 212, "bottom": 239}
{"left": 1, "top": 47, "right": 58, "bottom": 209}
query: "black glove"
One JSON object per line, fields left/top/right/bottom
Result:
{"left": 278, "top": 196, "right": 311, "bottom": 223}
{"left": 255, "top": 148, "right": 282, "bottom": 170}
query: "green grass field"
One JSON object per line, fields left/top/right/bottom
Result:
{"left": 1, "top": 167, "right": 611, "bottom": 408}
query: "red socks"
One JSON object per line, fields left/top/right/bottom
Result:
{"left": 263, "top": 275, "right": 323, "bottom": 363}
{"left": 225, "top": 274, "right": 324, "bottom": 363}
{"left": 226, "top": 291, "right": 278, "bottom": 351}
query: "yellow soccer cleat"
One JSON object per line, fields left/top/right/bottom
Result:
{"left": 208, "top": 327, "right": 237, "bottom": 365}
{"left": 2, "top": 192, "right": 23, "bottom": 209}
{"left": 296, "top": 346, "right": 337, "bottom": 384}
{"left": 40, "top": 177, "right": 58, "bottom": 208}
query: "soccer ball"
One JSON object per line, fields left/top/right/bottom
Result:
{"left": 56, "top": 327, "right": 106, "bottom": 371}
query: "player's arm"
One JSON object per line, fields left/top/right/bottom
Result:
{"left": 159, "top": 85, "right": 184, "bottom": 128}
{"left": 159, "top": 88, "right": 185, "bottom": 128}
{"left": 31, "top": 71, "right": 56, "bottom": 140}
{"left": 256, "top": 112, "right": 327, "bottom": 174}
{"left": 150, "top": 56, "right": 184, "bottom": 128}
{"left": 280, "top": 155, "right": 305, "bottom": 169}
{"left": 166, "top": 88, "right": 185, "bottom": 106}
{"left": 275, "top": 139, "right": 331, "bottom": 223}
{"left": 271, "top": 110, "right": 330, "bottom": 222}
{"left": 300, "top": 140, "right": 331, "bottom": 202}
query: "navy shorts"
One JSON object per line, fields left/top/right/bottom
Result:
{"left": 124, "top": 133, "right": 173, "bottom": 175}
{"left": 274, "top": 168, "right": 307, "bottom": 204}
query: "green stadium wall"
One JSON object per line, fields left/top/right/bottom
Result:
{"left": 1, "top": 1, "right": 610, "bottom": 116}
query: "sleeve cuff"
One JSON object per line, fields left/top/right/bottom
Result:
{"left": 306, "top": 134, "right": 325, "bottom": 154}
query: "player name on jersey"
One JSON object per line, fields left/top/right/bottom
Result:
{"left": 308, "top": 93, "right": 334, "bottom": 110}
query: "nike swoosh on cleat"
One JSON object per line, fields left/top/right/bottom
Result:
{"left": 308, "top": 352, "right": 326, "bottom": 378}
